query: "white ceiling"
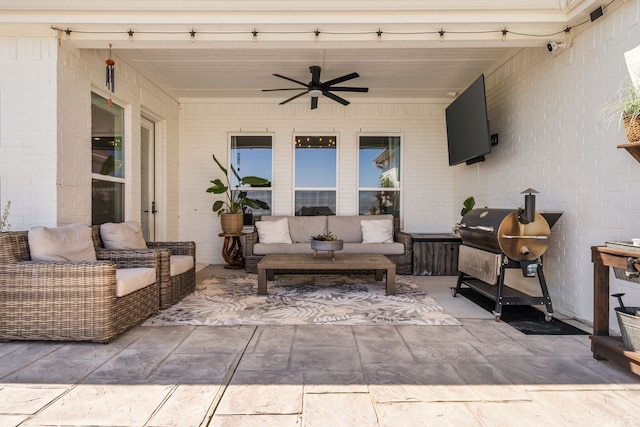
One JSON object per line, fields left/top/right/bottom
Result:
{"left": 0, "top": 0, "right": 612, "bottom": 103}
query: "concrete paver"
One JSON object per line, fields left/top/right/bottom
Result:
{"left": 0, "top": 266, "right": 638, "bottom": 426}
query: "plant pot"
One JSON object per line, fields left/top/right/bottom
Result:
{"left": 624, "top": 115, "right": 640, "bottom": 143}
{"left": 310, "top": 240, "right": 344, "bottom": 252}
{"left": 220, "top": 212, "right": 244, "bottom": 234}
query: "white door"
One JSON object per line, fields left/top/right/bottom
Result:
{"left": 141, "top": 117, "right": 156, "bottom": 241}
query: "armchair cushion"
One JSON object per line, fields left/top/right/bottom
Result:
{"left": 115, "top": 267, "right": 156, "bottom": 297}
{"left": 100, "top": 221, "right": 147, "bottom": 250}
{"left": 170, "top": 255, "right": 194, "bottom": 277}
{"left": 28, "top": 224, "right": 97, "bottom": 262}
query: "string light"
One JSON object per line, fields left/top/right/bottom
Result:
{"left": 52, "top": 24, "right": 591, "bottom": 45}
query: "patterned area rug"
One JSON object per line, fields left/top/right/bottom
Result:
{"left": 144, "top": 274, "right": 461, "bottom": 326}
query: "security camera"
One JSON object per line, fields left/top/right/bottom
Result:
{"left": 546, "top": 41, "right": 564, "bottom": 52}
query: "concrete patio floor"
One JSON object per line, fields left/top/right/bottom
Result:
{"left": 1, "top": 265, "right": 639, "bottom": 426}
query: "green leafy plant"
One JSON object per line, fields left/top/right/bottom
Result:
{"left": 460, "top": 196, "right": 475, "bottom": 217}
{"left": 311, "top": 232, "right": 340, "bottom": 241}
{"left": 206, "top": 154, "right": 271, "bottom": 215}
{"left": 0, "top": 200, "right": 11, "bottom": 231}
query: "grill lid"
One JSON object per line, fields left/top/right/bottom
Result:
{"left": 460, "top": 208, "right": 550, "bottom": 261}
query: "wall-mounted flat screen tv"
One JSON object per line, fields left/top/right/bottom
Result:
{"left": 445, "top": 74, "right": 491, "bottom": 166}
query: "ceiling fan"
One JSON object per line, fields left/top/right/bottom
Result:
{"left": 262, "top": 65, "right": 368, "bottom": 109}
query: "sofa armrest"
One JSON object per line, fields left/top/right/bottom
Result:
{"left": 95, "top": 248, "right": 161, "bottom": 270}
{"left": 394, "top": 230, "right": 413, "bottom": 252}
{"left": 245, "top": 231, "right": 259, "bottom": 255}
{"left": 147, "top": 241, "right": 196, "bottom": 258}
{"left": 0, "top": 260, "right": 118, "bottom": 300}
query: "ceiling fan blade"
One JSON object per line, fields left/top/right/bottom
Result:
{"left": 310, "top": 66, "right": 321, "bottom": 86}
{"left": 279, "top": 91, "right": 309, "bottom": 105}
{"left": 323, "top": 91, "right": 350, "bottom": 106}
{"left": 272, "top": 74, "right": 309, "bottom": 87}
{"left": 326, "top": 86, "right": 369, "bottom": 92}
{"left": 262, "top": 88, "right": 306, "bottom": 92}
{"left": 311, "top": 96, "right": 318, "bottom": 110}
{"left": 321, "top": 72, "right": 359, "bottom": 88}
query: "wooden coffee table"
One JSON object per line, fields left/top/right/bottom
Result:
{"left": 256, "top": 253, "right": 396, "bottom": 296}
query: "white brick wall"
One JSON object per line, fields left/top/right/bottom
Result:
{"left": 454, "top": 0, "right": 640, "bottom": 329}
{"left": 0, "top": 37, "right": 58, "bottom": 228}
{"left": 0, "top": 38, "right": 180, "bottom": 238}
{"left": 179, "top": 99, "right": 454, "bottom": 264}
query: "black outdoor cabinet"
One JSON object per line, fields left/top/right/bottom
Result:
{"left": 410, "top": 233, "right": 461, "bottom": 276}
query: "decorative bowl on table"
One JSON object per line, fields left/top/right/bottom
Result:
{"left": 310, "top": 233, "right": 343, "bottom": 260}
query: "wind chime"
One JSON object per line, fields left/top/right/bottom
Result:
{"left": 105, "top": 44, "right": 115, "bottom": 107}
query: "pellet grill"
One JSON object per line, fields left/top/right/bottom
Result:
{"left": 450, "top": 189, "right": 562, "bottom": 321}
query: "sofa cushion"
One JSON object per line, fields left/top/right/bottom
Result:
{"left": 341, "top": 242, "right": 405, "bottom": 255}
{"left": 170, "top": 255, "right": 194, "bottom": 277}
{"left": 260, "top": 216, "right": 327, "bottom": 243}
{"left": 286, "top": 216, "right": 327, "bottom": 242}
{"left": 361, "top": 219, "right": 394, "bottom": 243}
{"left": 254, "top": 242, "right": 314, "bottom": 255}
{"left": 327, "top": 215, "right": 394, "bottom": 243}
{"left": 255, "top": 218, "right": 293, "bottom": 244}
{"left": 28, "top": 224, "right": 97, "bottom": 262}
{"left": 115, "top": 267, "right": 156, "bottom": 297}
{"left": 100, "top": 221, "right": 147, "bottom": 250}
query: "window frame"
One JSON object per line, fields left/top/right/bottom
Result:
{"left": 91, "top": 91, "right": 129, "bottom": 225}
{"left": 293, "top": 133, "right": 339, "bottom": 216}
{"left": 357, "top": 133, "right": 403, "bottom": 219}
{"left": 229, "top": 133, "right": 274, "bottom": 222}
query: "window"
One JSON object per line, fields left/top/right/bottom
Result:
{"left": 294, "top": 135, "right": 337, "bottom": 216}
{"left": 91, "top": 92, "right": 125, "bottom": 225}
{"left": 358, "top": 136, "right": 401, "bottom": 218}
{"left": 230, "top": 135, "right": 272, "bottom": 224}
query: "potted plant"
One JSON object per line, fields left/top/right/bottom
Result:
{"left": 606, "top": 79, "right": 640, "bottom": 144}
{"left": 460, "top": 196, "right": 476, "bottom": 217}
{"left": 0, "top": 200, "right": 11, "bottom": 231}
{"left": 310, "top": 232, "right": 343, "bottom": 260}
{"left": 206, "top": 154, "right": 270, "bottom": 233}
{"left": 453, "top": 196, "right": 475, "bottom": 235}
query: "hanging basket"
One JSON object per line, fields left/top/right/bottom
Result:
{"left": 623, "top": 115, "right": 640, "bottom": 143}
{"left": 220, "top": 213, "right": 244, "bottom": 234}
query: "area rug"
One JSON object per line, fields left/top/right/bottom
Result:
{"left": 457, "top": 288, "right": 589, "bottom": 335}
{"left": 144, "top": 274, "right": 461, "bottom": 326}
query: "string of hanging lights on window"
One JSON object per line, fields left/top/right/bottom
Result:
{"left": 295, "top": 136, "right": 336, "bottom": 149}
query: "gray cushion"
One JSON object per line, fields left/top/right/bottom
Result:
{"left": 328, "top": 214, "right": 394, "bottom": 243}
{"left": 254, "top": 241, "right": 403, "bottom": 255}
{"left": 260, "top": 216, "right": 327, "bottom": 243}
{"left": 341, "top": 242, "right": 404, "bottom": 255}
{"left": 254, "top": 242, "right": 314, "bottom": 255}
{"left": 28, "top": 224, "right": 97, "bottom": 262}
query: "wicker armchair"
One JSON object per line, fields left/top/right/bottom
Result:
{"left": 91, "top": 226, "right": 196, "bottom": 309}
{"left": 0, "top": 231, "right": 160, "bottom": 343}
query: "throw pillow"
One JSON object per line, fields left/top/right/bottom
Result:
{"left": 255, "top": 218, "right": 293, "bottom": 244}
{"left": 100, "top": 221, "right": 148, "bottom": 250}
{"left": 361, "top": 219, "right": 394, "bottom": 244}
{"left": 28, "top": 224, "right": 97, "bottom": 261}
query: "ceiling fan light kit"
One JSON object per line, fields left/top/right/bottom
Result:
{"left": 262, "top": 65, "right": 368, "bottom": 109}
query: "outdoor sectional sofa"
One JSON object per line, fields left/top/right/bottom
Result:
{"left": 244, "top": 214, "right": 412, "bottom": 274}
